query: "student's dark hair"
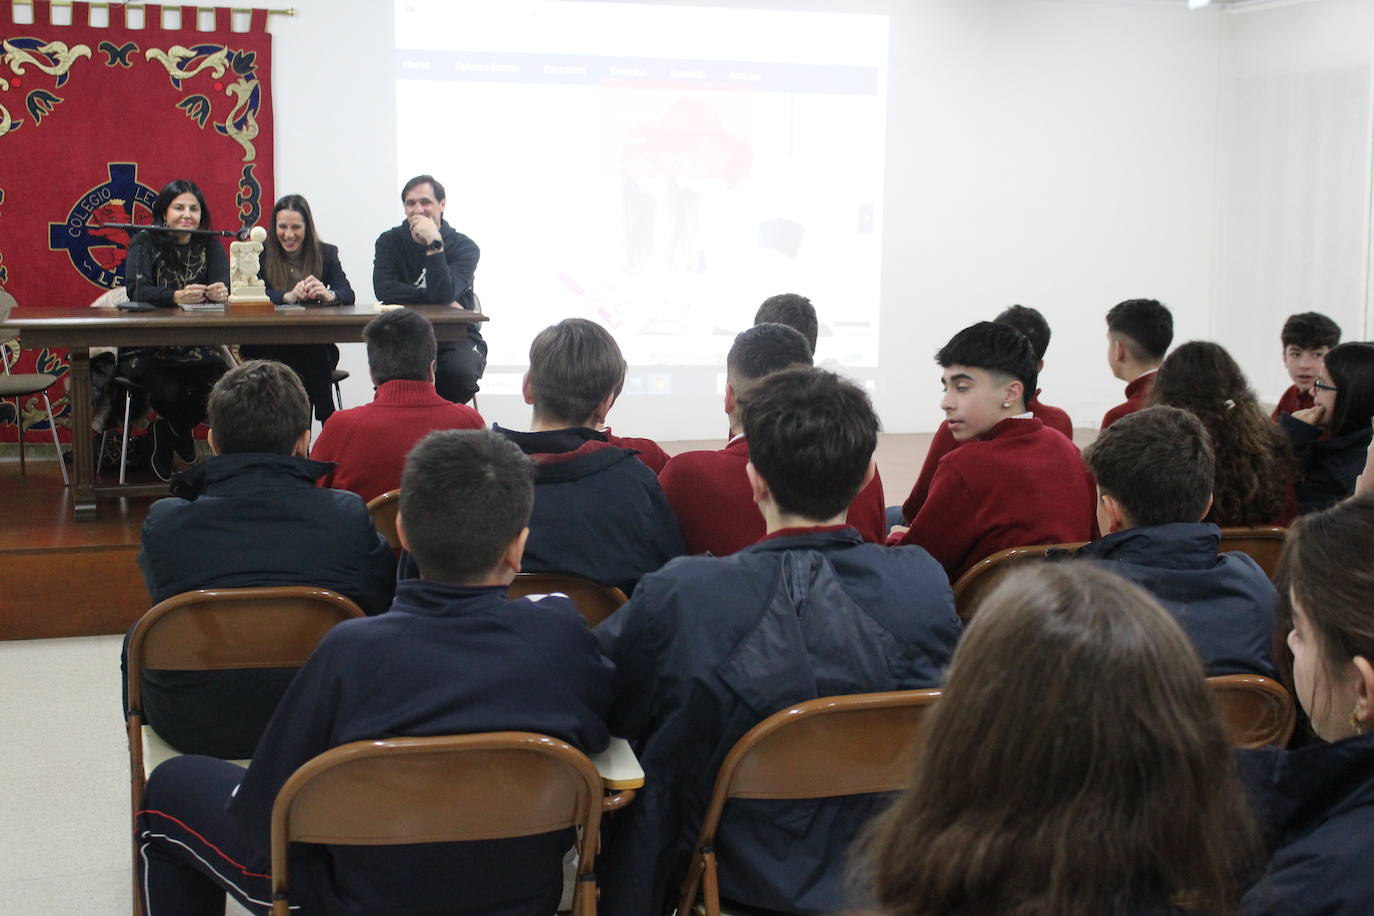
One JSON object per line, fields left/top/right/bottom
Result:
{"left": 1281, "top": 495, "right": 1374, "bottom": 700}
{"left": 1281, "top": 312, "right": 1341, "bottom": 351}
{"left": 935, "top": 321, "right": 1037, "bottom": 411}
{"left": 741, "top": 368, "right": 878, "bottom": 521}
{"left": 262, "top": 194, "right": 324, "bottom": 292}
{"left": 1083, "top": 406, "right": 1215, "bottom": 527}
{"left": 1150, "top": 341, "right": 1293, "bottom": 526}
{"left": 754, "top": 293, "right": 818, "bottom": 354}
{"left": 364, "top": 309, "right": 437, "bottom": 384}
{"left": 149, "top": 179, "right": 212, "bottom": 262}
{"left": 856, "top": 563, "right": 1260, "bottom": 916}
{"left": 527, "top": 318, "right": 627, "bottom": 426}
{"left": 207, "top": 359, "right": 310, "bottom": 455}
{"left": 1322, "top": 341, "right": 1374, "bottom": 438}
{"left": 994, "top": 304, "right": 1051, "bottom": 362}
{"left": 400, "top": 429, "right": 535, "bottom": 585}
{"left": 1107, "top": 298, "right": 1174, "bottom": 362}
{"left": 401, "top": 174, "right": 445, "bottom": 203}
{"left": 726, "top": 323, "right": 813, "bottom": 400}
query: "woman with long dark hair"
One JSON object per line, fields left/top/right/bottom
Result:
{"left": 122, "top": 179, "right": 231, "bottom": 480}
{"left": 1150, "top": 340, "right": 1296, "bottom": 526}
{"left": 1280, "top": 341, "right": 1374, "bottom": 512}
{"left": 241, "top": 193, "right": 354, "bottom": 421}
{"left": 856, "top": 563, "right": 1259, "bottom": 915}
{"left": 1241, "top": 494, "right": 1374, "bottom": 913}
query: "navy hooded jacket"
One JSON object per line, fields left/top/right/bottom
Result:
{"left": 494, "top": 425, "right": 685, "bottom": 591}
{"left": 1241, "top": 731, "right": 1374, "bottom": 914}
{"left": 592, "top": 526, "right": 960, "bottom": 916}
{"left": 131, "top": 452, "right": 396, "bottom": 758}
{"left": 1071, "top": 523, "right": 1278, "bottom": 678}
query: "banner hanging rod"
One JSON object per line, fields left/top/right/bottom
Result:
{"left": 10, "top": 1, "right": 296, "bottom": 15}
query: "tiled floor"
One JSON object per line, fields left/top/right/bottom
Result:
{"left": 0, "top": 634, "right": 252, "bottom": 915}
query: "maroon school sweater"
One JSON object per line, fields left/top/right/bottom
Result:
{"left": 1100, "top": 371, "right": 1156, "bottom": 431}
{"left": 893, "top": 417, "right": 1097, "bottom": 580}
{"left": 899, "top": 393, "right": 1075, "bottom": 523}
{"left": 602, "top": 427, "right": 670, "bottom": 474}
{"left": 311, "top": 379, "right": 484, "bottom": 503}
{"left": 1270, "top": 385, "right": 1314, "bottom": 421}
{"left": 657, "top": 435, "right": 888, "bottom": 556}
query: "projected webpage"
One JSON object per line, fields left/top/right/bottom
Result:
{"left": 394, "top": 0, "right": 888, "bottom": 391}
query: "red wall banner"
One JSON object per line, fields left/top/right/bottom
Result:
{"left": 0, "top": 0, "right": 274, "bottom": 442}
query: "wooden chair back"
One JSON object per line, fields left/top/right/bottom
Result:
{"left": 270, "top": 732, "right": 605, "bottom": 916}
{"left": 509, "top": 572, "right": 628, "bottom": 628}
{"left": 952, "top": 543, "right": 1084, "bottom": 622}
{"left": 366, "top": 489, "right": 402, "bottom": 550}
{"left": 125, "top": 586, "right": 364, "bottom": 916}
{"left": 677, "top": 689, "right": 941, "bottom": 916}
{"left": 1209, "top": 674, "right": 1296, "bottom": 749}
{"left": 1217, "top": 527, "right": 1287, "bottom": 581}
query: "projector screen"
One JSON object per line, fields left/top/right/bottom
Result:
{"left": 394, "top": 0, "right": 889, "bottom": 400}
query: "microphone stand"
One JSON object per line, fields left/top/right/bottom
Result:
{"left": 97, "top": 222, "right": 250, "bottom": 241}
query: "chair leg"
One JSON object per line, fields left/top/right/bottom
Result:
{"left": 42, "top": 392, "right": 69, "bottom": 488}
{"left": 333, "top": 381, "right": 343, "bottom": 412}
{"left": 119, "top": 390, "right": 132, "bottom": 486}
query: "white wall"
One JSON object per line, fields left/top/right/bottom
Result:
{"left": 233, "top": 0, "right": 1371, "bottom": 442}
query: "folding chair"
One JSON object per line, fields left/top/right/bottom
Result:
{"left": 125, "top": 586, "right": 365, "bottom": 916}
{"left": 509, "top": 571, "right": 629, "bottom": 628}
{"left": 1217, "top": 527, "right": 1287, "bottom": 582}
{"left": 270, "top": 732, "right": 606, "bottom": 916}
{"left": 677, "top": 689, "right": 942, "bottom": 916}
{"left": 951, "top": 542, "right": 1085, "bottom": 622}
{"left": 0, "top": 290, "right": 69, "bottom": 486}
{"left": 1208, "top": 674, "right": 1296, "bottom": 749}
{"left": 366, "top": 488, "right": 402, "bottom": 550}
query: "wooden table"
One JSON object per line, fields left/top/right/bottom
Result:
{"left": 0, "top": 304, "right": 485, "bottom": 520}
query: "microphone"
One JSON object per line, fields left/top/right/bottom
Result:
{"left": 98, "top": 222, "right": 250, "bottom": 241}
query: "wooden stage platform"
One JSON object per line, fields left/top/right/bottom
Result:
{"left": 1, "top": 456, "right": 155, "bottom": 641}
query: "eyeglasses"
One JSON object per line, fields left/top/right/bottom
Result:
{"left": 1312, "top": 379, "right": 1338, "bottom": 393}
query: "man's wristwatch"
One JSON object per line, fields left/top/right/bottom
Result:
{"left": 427, "top": 238, "right": 444, "bottom": 253}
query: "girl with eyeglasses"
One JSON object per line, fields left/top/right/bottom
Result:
{"left": 1280, "top": 341, "right": 1374, "bottom": 513}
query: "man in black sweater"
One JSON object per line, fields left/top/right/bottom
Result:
{"left": 372, "top": 173, "right": 486, "bottom": 404}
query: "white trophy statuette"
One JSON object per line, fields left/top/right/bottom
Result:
{"left": 228, "top": 226, "right": 272, "bottom": 304}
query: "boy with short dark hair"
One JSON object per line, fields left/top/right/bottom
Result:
{"left": 898, "top": 304, "right": 1074, "bottom": 523}
{"left": 1102, "top": 297, "right": 1173, "bottom": 429}
{"left": 131, "top": 360, "right": 396, "bottom": 758}
{"left": 595, "top": 367, "right": 958, "bottom": 916}
{"left": 312, "top": 309, "right": 484, "bottom": 503}
{"left": 891, "top": 322, "right": 1097, "bottom": 579}
{"left": 1272, "top": 311, "right": 1341, "bottom": 420}
{"left": 754, "top": 291, "right": 818, "bottom": 353}
{"left": 136, "top": 428, "right": 615, "bottom": 915}
{"left": 495, "top": 318, "right": 683, "bottom": 590}
{"left": 659, "top": 323, "right": 888, "bottom": 554}
{"left": 1076, "top": 406, "right": 1277, "bottom": 677}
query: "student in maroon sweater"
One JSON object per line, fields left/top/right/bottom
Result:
{"left": 899, "top": 305, "right": 1074, "bottom": 523}
{"left": 659, "top": 323, "right": 888, "bottom": 555}
{"left": 1271, "top": 311, "right": 1341, "bottom": 421}
{"left": 891, "top": 321, "right": 1097, "bottom": 580}
{"left": 312, "top": 309, "right": 484, "bottom": 503}
{"left": 1101, "top": 298, "right": 1173, "bottom": 430}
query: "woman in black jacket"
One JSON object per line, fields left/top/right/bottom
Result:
{"left": 122, "top": 178, "right": 231, "bottom": 480}
{"left": 241, "top": 193, "right": 355, "bottom": 422}
{"left": 1241, "top": 495, "right": 1374, "bottom": 915}
{"left": 1280, "top": 341, "right": 1374, "bottom": 513}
